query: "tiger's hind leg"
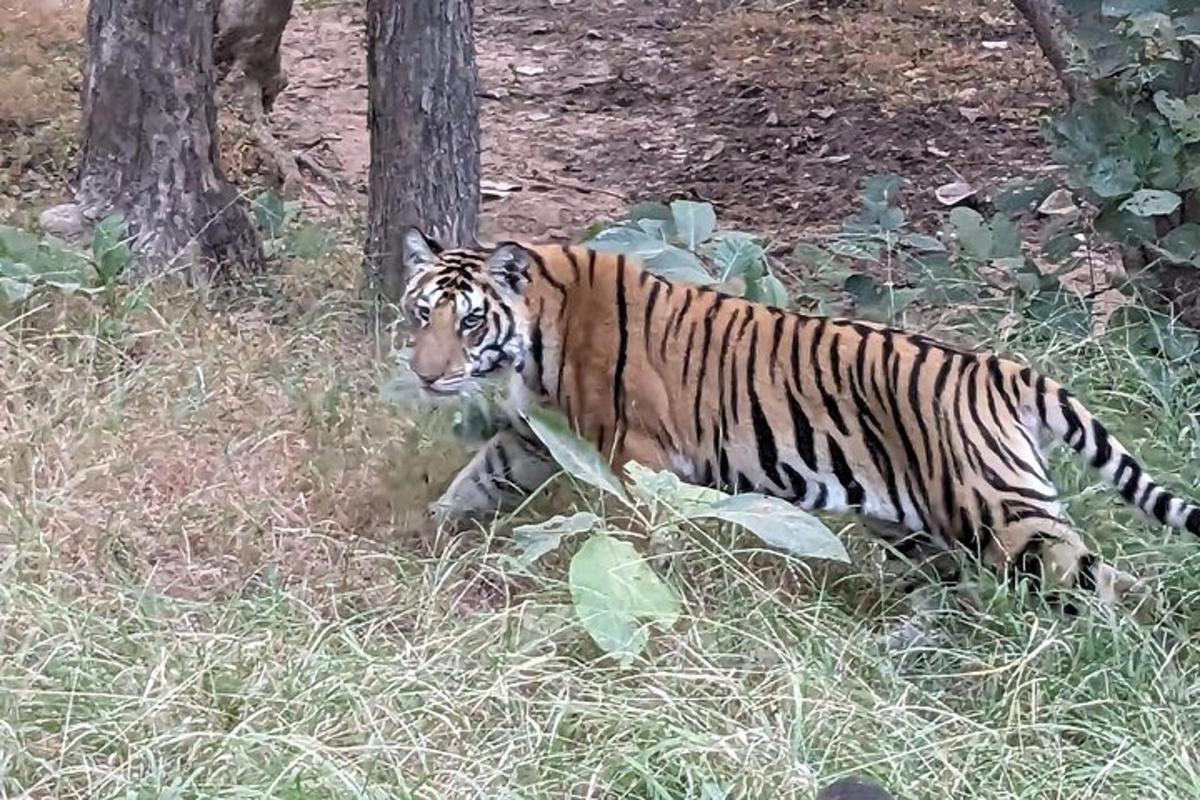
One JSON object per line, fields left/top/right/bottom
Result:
{"left": 430, "top": 428, "right": 558, "bottom": 520}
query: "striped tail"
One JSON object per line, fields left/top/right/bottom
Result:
{"left": 1023, "top": 369, "right": 1200, "bottom": 535}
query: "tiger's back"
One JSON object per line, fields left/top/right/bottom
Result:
{"left": 402, "top": 230, "right": 1200, "bottom": 606}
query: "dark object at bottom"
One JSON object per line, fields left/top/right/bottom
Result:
{"left": 817, "top": 777, "right": 895, "bottom": 800}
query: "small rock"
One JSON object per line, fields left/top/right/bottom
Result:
{"left": 39, "top": 203, "right": 86, "bottom": 238}
{"left": 1038, "top": 188, "right": 1079, "bottom": 216}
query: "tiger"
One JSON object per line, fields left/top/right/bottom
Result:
{"left": 399, "top": 226, "right": 1200, "bottom": 615}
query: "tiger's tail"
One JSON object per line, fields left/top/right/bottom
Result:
{"left": 1022, "top": 368, "right": 1200, "bottom": 535}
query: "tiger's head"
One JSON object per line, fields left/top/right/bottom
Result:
{"left": 400, "top": 227, "right": 535, "bottom": 396}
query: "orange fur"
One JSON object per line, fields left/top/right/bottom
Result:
{"left": 402, "top": 229, "right": 1199, "bottom": 605}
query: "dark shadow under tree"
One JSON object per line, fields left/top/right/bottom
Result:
{"left": 365, "top": 0, "right": 480, "bottom": 305}
{"left": 74, "top": 0, "right": 262, "bottom": 281}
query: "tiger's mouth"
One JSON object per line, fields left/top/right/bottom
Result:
{"left": 418, "top": 373, "right": 470, "bottom": 397}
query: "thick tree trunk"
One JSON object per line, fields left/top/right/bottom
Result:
{"left": 365, "top": 0, "right": 480, "bottom": 304}
{"left": 75, "top": 0, "right": 262, "bottom": 280}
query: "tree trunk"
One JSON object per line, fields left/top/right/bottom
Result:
{"left": 1009, "top": 0, "right": 1090, "bottom": 101}
{"left": 365, "top": 0, "right": 480, "bottom": 304}
{"left": 75, "top": 0, "right": 262, "bottom": 281}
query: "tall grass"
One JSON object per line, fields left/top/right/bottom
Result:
{"left": 2, "top": 242, "right": 1199, "bottom": 798}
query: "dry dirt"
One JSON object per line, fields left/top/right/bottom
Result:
{"left": 273, "top": 0, "right": 1061, "bottom": 243}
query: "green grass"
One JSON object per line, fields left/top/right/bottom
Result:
{"left": 2, "top": 243, "right": 1199, "bottom": 798}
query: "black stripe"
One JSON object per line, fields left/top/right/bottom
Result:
{"left": 562, "top": 245, "right": 581, "bottom": 283}
{"left": 907, "top": 339, "right": 935, "bottom": 469}
{"left": 1059, "top": 389, "right": 1084, "bottom": 451}
{"left": 808, "top": 321, "right": 850, "bottom": 436}
{"left": 781, "top": 463, "right": 809, "bottom": 504}
{"left": 1117, "top": 454, "right": 1141, "bottom": 502}
{"left": 529, "top": 307, "right": 546, "bottom": 396}
{"left": 1035, "top": 374, "right": 1048, "bottom": 423}
{"left": 613, "top": 256, "right": 629, "bottom": 424}
{"left": 746, "top": 324, "right": 784, "bottom": 490}
{"left": 1090, "top": 418, "right": 1112, "bottom": 469}
{"left": 768, "top": 312, "right": 785, "bottom": 385}
{"left": 826, "top": 435, "right": 865, "bottom": 508}
{"left": 533, "top": 250, "right": 566, "bottom": 298}
{"left": 692, "top": 294, "right": 724, "bottom": 441}
{"left": 847, "top": 334, "right": 904, "bottom": 521}
{"left": 643, "top": 279, "right": 662, "bottom": 359}
{"left": 785, "top": 383, "right": 817, "bottom": 470}
{"left": 681, "top": 321, "right": 698, "bottom": 382}
{"left": 1152, "top": 491, "right": 1171, "bottom": 523}
{"left": 716, "top": 308, "right": 742, "bottom": 445}
{"left": 555, "top": 315, "right": 570, "bottom": 403}
{"left": 587, "top": 249, "right": 596, "bottom": 287}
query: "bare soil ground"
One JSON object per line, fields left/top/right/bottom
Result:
{"left": 272, "top": 0, "right": 1060, "bottom": 243}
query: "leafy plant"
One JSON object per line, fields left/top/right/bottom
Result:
{"left": 583, "top": 199, "right": 789, "bottom": 307}
{"left": 0, "top": 214, "right": 132, "bottom": 323}
{"left": 515, "top": 405, "right": 848, "bottom": 665}
{"left": 1046, "top": 3, "right": 1200, "bottom": 270}
{"left": 788, "top": 174, "right": 1099, "bottom": 338}
{"left": 251, "top": 190, "right": 333, "bottom": 261}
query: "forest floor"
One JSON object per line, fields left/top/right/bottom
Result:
{"left": 3, "top": 2, "right": 1200, "bottom": 799}
{"left": 272, "top": 0, "right": 1059, "bottom": 241}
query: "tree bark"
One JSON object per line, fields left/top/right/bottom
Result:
{"left": 75, "top": 0, "right": 262, "bottom": 280}
{"left": 365, "top": 0, "right": 480, "bottom": 304}
{"left": 1009, "top": 0, "right": 1090, "bottom": 101}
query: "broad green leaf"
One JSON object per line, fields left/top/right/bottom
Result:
{"left": 569, "top": 534, "right": 681, "bottom": 663}
{"left": 791, "top": 242, "right": 836, "bottom": 267}
{"left": 711, "top": 232, "right": 765, "bottom": 282}
{"left": 949, "top": 207, "right": 992, "bottom": 261}
{"left": 1157, "top": 223, "right": 1200, "bottom": 265}
{"left": 287, "top": 222, "right": 333, "bottom": 260}
{"left": 758, "top": 274, "right": 790, "bottom": 309}
{"left": 690, "top": 494, "right": 849, "bottom": 563}
{"left": 993, "top": 178, "right": 1057, "bottom": 215}
{"left": 1095, "top": 205, "right": 1157, "bottom": 246}
{"left": 1084, "top": 155, "right": 1141, "bottom": 198}
{"left": 1153, "top": 92, "right": 1200, "bottom": 144}
{"left": 92, "top": 213, "right": 130, "bottom": 284}
{"left": 0, "top": 225, "right": 39, "bottom": 262}
{"left": 0, "top": 259, "right": 32, "bottom": 280}
{"left": 253, "top": 191, "right": 287, "bottom": 238}
{"left": 1101, "top": 0, "right": 1166, "bottom": 16}
{"left": 0, "top": 276, "right": 32, "bottom": 304}
{"left": 900, "top": 233, "right": 945, "bottom": 252}
{"left": 524, "top": 406, "right": 629, "bottom": 503}
{"left": 860, "top": 174, "right": 903, "bottom": 207}
{"left": 843, "top": 273, "right": 919, "bottom": 323}
{"left": 513, "top": 511, "right": 600, "bottom": 569}
{"left": 625, "top": 201, "right": 675, "bottom": 232}
{"left": 990, "top": 214, "right": 1023, "bottom": 259}
{"left": 625, "top": 461, "right": 728, "bottom": 515}
{"left": 1120, "top": 189, "right": 1183, "bottom": 217}
{"left": 644, "top": 245, "right": 714, "bottom": 285}
{"left": 670, "top": 200, "right": 717, "bottom": 250}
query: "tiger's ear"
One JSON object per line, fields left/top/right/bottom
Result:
{"left": 403, "top": 227, "right": 442, "bottom": 275}
{"left": 485, "top": 242, "right": 535, "bottom": 292}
